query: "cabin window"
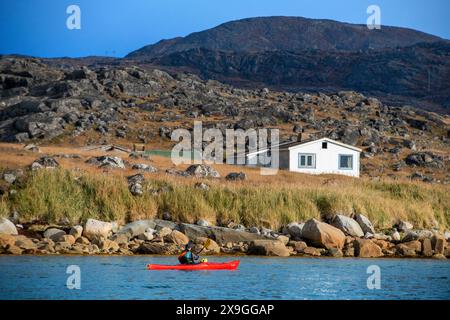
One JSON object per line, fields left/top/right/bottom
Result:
{"left": 339, "top": 154, "right": 353, "bottom": 170}
{"left": 298, "top": 153, "right": 316, "bottom": 168}
{"left": 322, "top": 142, "right": 328, "bottom": 149}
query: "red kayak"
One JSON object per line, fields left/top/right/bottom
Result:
{"left": 147, "top": 260, "right": 240, "bottom": 271}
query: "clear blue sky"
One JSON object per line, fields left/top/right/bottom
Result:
{"left": 1, "top": 0, "right": 449, "bottom": 58}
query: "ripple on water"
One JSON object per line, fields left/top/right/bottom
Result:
{"left": 0, "top": 256, "right": 449, "bottom": 300}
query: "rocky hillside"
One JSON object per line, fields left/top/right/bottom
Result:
{"left": 126, "top": 17, "right": 450, "bottom": 113}
{"left": 127, "top": 16, "right": 442, "bottom": 58}
{"left": 0, "top": 55, "right": 449, "bottom": 182}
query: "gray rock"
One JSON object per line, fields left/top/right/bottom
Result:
{"left": 179, "top": 223, "right": 267, "bottom": 245}
{"left": 31, "top": 156, "right": 59, "bottom": 170}
{"left": 185, "top": 164, "right": 220, "bottom": 178}
{"left": 44, "top": 228, "right": 66, "bottom": 241}
{"left": 69, "top": 225, "right": 83, "bottom": 239}
{"left": 225, "top": 172, "right": 247, "bottom": 181}
{"left": 0, "top": 218, "right": 18, "bottom": 235}
{"left": 116, "top": 220, "right": 157, "bottom": 239}
{"left": 283, "top": 222, "right": 304, "bottom": 238}
{"left": 397, "top": 221, "right": 413, "bottom": 232}
{"left": 196, "top": 219, "right": 210, "bottom": 227}
{"left": 355, "top": 214, "right": 375, "bottom": 234}
{"left": 86, "top": 156, "right": 125, "bottom": 169}
{"left": 3, "top": 173, "right": 17, "bottom": 184}
{"left": 331, "top": 215, "right": 364, "bottom": 237}
{"left": 132, "top": 163, "right": 157, "bottom": 172}
{"left": 83, "top": 219, "right": 114, "bottom": 240}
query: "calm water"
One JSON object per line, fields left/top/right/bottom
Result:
{"left": 0, "top": 256, "right": 449, "bottom": 300}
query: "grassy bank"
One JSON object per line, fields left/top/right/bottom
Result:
{"left": 3, "top": 168, "right": 450, "bottom": 230}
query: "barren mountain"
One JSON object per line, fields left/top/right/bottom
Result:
{"left": 127, "top": 16, "right": 443, "bottom": 58}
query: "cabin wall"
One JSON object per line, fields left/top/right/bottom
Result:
{"left": 289, "top": 142, "right": 360, "bottom": 177}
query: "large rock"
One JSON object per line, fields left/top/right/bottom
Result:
{"left": 86, "top": 156, "right": 125, "bottom": 169}
{"left": 165, "top": 230, "right": 189, "bottom": 245}
{"left": 421, "top": 238, "right": 433, "bottom": 257}
{"left": 136, "top": 242, "right": 178, "bottom": 255}
{"left": 69, "top": 225, "right": 83, "bottom": 239}
{"left": 179, "top": 223, "right": 267, "bottom": 245}
{"left": 185, "top": 164, "right": 220, "bottom": 178}
{"left": 115, "top": 220, "right": 155, "bottom": 239}
{"left": 301, "top": 218, "right": 345, "bottom": 249}
{"left": 248, "top": 240, "right": 290, "bottom": 257}
{"left": 83, "top": 219, "right": 114, "bottom": 240}
{"left": 43, "top": 228, "right": 66, "bottom": 241}
{"left": 283, "top": 222, "right": 304, "bottom": 239}
{"left": 0, "top": 234, "right": 17, "bottom": 248}
{"left": 194, "top": 237, "right": 221, "bottom": 254}
{"left": 225, "top": 172, "right": 247, "bottom": 181}
{"left": 353, "top": 239, "right": 383, "bottom": 258}
{"left": 31, "top": 156, "right": 59, "bottom": 170}
{"left": 397, "top": 220, "right": 413, "bottom": 232}
{"left": 355, "top": 214, "right": 375, "bottom": 234}
{"left": 431, "top": 234, "right": 446, "bottom": 254}
{"left": 332, "top": 215, "right": 364, "bottom": 237}
{"left": 0, "top": 218, "right": 18, "bottom": 235}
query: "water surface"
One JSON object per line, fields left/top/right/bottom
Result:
{"left": 0, "top": 256, "right": 448, "bottom": 300}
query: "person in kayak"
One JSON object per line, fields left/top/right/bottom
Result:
{"left": 178, "top": 241, "right": 200, "bottom": 264}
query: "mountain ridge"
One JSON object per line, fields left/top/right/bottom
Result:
{"left": 127, "top": 16, "right": 444, "bottom": 58}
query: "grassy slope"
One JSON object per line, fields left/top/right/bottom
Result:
{"left": 5, "top": 168, "right": 449, "bottom": 231}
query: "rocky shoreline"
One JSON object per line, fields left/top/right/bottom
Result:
{"left": 0, "top": 215, "right": 448, "bottom": 259}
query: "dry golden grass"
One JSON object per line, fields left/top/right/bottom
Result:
{"left": 0, "top": 142, "right": 449, "bottom": 230}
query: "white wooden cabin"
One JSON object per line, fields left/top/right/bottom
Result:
{"left": 246, "top": 137, "right": 362, "bottom": 177}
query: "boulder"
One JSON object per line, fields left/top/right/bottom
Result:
{"left": 196, "top": 219, "right": 210, "bottom": 227}
{"left": 14, "top": 236, "right": 37, "bottom": 252}
{"left": 402, "top": 229, "right": 433, "bottom": 242}
{"left": 0, "top": 234, "right": 17, "bottom": 248}
{"left": 132, "top": 163, "right": 157, "bottom": 172}
{"left": 395, "top": 244, "right": 417, "bottom": 257}
{"left": 75, "top": 236, "right": 90, "bottom": 245}
{"left": 157, "top": 227, "right": 172, "bottom": 238}
{"left": 31, "top": 156, "right": 59, "bottom": 170}
{"left": 179, "top": 223, "right": 267, "bottom": 245}
{"left": 195, "top": 237, "right": 220, "bottom": 254}
{"left": 355, "top": 214, "right": 375, "bottom": 234}
{"left": 166, "top": 230, "right": 189, "bottom": 245}
{"left": 247, "top": 240, "right": 290, "bottom": 257}
{"left": 43, "top": 228, "right": 66, "bottom": 241}
{"left": 303, "top": 247, "right": 322, "bottom": 256}
{"left": 391, "top": 230, "right": 401, "bottom": 241}
{"left": 86, "top": 156, "right": 125, "bottom": 169}
{"left": 3, "top": 173, "right": 17, "bottom": 184}
{"left": 0, "top": 218, "right": 18, "bottom": 235}
{"left": 115, "top": 220, "right": 157, "bottom": 239}
{"left": 185, "top": 164, "right": 220, "bottom": 178}
{"left": 431, "top": 234, "right": 446, "bottom": 255}
{"left": 83, "top": 219, "right": 113, "bottom": 240}
{"left": 353, "top": 239, "right": 383, "bottom": 258}
{"left": 397, "top": 221, "right": 413, "bottom": 232}
{"left": 283, "top": 222, "right": 304, "bottom": 239}
{"left": 276, "top": 235, "right": 290, "bottom": 245}
{"left": 290, "top": 241, "right": 307, "bottom": 253}
{"left": 301, "top": 218, "right": 345, "bottom": 249}
{"left": 327, "top": 248, "right": 344, "bottom": 257}
{"left": 137, "top": 230, "right": 154, "bottom": 241}
{"left": 98, "top": 239, "right": 119, "bottom": 252}
{"left": 69, "top": 225, "right": 83, "bottom": 239}
{"left": 6, "top": 244, "right": 23, "bottom": 255}
{"left": 136, "top": 242, "right": 178, "bottom": 255}
{"left": 225, "top": 172, "right": 247, "bottom": 181}
{"left": 332, "top": 215, "right": 364, "bottom": 237}
{"left": 58, "top": 234, "right": 76, "bottom": 245}
{"left": 421, "top": 238, "right": 433, "bottom": 257}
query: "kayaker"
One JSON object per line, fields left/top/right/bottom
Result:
{"left": 178, "top": 241, "right": 200, "bottom": 264}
